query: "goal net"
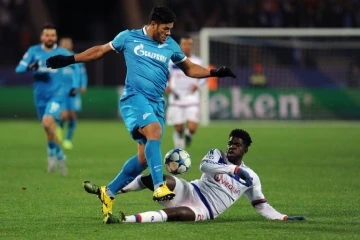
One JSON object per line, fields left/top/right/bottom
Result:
{"left": 197, "top": 28, "right": 360, "bottom": 125}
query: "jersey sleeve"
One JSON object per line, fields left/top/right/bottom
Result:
{"left": 15, "top": 47, "right": 34, "bottom": 73}
{"left": 197, "top": 58, "right": 207, "bottom": 86}
{"left": 199, "top": 148, "right": 237, "bottom": 175}
{"left": 243, "top": 175, "right": 266, "bottom": 205}
{"left": 110, "top": 30, "right": 129, "bottom": 52}
{"left": 243, "top": 176, "right": 287, "bottom": 220}
{"left": 170, "top": 40, "right": 186, "bottom": 64}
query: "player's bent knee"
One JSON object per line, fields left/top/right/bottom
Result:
{"left": 68, "top": 111, "right": 77, "bottom": 119}
{"left": 141, "top": 122, "right": 162, "bottom": 140}
{"left": 174, "top": 124, "right": 184, "bottom": 133}
{"left": 42, "top": 115, "right": 55, "bottom": 129}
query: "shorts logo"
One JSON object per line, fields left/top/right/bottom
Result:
{"left": 143, "top": 112, "right": 152, "bottom": 120}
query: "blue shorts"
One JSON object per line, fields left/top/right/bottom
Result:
{"left": 35, "top": 96, "right": 64, "bottom": 121}
{"left": 63, "top": 95, "right": 82, "bottom": 112}
{"left": 120, "top": 93, "right": 165, "bottom": 144}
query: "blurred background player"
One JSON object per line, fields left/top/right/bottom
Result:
{"left": 57, "top": 37, "right": 88, "bottom": 150}
{"left": 166, "top": 36, "right": 206, "bottom": 149}
{"left": 84, "top": 129, "right": 305, "bottom": 223}
{"left": 14, "top": 24, "right": 77, "bottom": 176}
{"left": 46, "top": 6, "right": 235, "bottom": 222}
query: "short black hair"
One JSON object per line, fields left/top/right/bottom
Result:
{"left": 149, "top": 6, "right": 176, "bottom": 24}
{"left": 180, "top": 35, "right": 192, "bottom": 41}
{"left": 229, "top": 129, "right": 252, "bottom": 148}
{"left": 42, "top": 23, "right": 56, "bottom": 31}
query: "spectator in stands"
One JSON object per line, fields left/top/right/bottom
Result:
{"left": 347, "top": 63, "right": 360, "bottom": 88}
{"left": 249, "top": 63, "right": 267, "bottom": 88}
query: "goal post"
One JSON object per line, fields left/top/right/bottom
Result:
{"left": 198, "top": 28, "right": 360, "bottom": 125}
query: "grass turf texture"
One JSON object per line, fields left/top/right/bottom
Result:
{"left": 0, "top": 120, "right": 359, "bottom": 240}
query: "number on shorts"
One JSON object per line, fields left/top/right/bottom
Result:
{"left": 49, "top": 102, "right": 60, "bottom": 113}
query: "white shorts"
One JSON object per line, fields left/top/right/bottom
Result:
{"left": 159, "top": 177, "right": 213, "bottom": 221}
{"left": 166, "top": 105, "right": 200, "bottom": 125}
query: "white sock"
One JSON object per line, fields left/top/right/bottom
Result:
{"left": 173, "top": 131, "right": 185, "bottom": 149}
{"left": 124, "top": 210, "right": 168, "bottom": 223}
{"left": 117, "top": 175, "right": 146, "bottom": 194}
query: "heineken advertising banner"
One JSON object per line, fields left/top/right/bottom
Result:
{"left": 0, "top": 87, "right": 360, "bottom": 120}
{"left": 209, "top": 88, "right": 360, "bottom": 120}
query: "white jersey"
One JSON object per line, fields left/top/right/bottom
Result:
{"left": 191, "top": 149, "right": 266, "bottom": 218}
{"left": 168, "top": 55, "right": 206, "bottom": 106}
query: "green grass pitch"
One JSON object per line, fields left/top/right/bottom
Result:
{"left": 0, "top": 120, "right": 359, "bottom": 240}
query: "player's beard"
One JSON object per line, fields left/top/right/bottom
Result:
{"left": 155, "top": 30, "right": 166, "bottom": 44}
{"left": 44, "top": 41, "right": 55, "bottom": 49}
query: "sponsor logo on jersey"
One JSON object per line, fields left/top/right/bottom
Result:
{"left": 134, "top": 44, "right": 167, "bottom": 63}
{"left": 213, "top": 174, "right": 240, "bottom": 194}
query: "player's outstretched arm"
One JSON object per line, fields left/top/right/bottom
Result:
{"left": 177, "top": 59, "right": 236, "bottom": 79}
{"left": 46, "top": 43, "right": 113, "bottom": 69}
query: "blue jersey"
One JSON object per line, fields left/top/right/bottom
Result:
{"left": 79, "top": 62, "right": 88, "bottom": 89}
{"left": 15, "top": 44, "right": 77, "bottom": 100}
{"left": 111, "top": 27, "right": 186, "bottom": 101}
{"left": 62, "top": 52, "right": 87, "bottom": 92}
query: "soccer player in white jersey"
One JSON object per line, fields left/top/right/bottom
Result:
{"left": 166, "top": 36, "right": 206, "bottom": 149}
{"left": 84, "top": 129, "right": 306, "bottom": 223}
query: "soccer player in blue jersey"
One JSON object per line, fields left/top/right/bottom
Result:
{"left": 46, "top": 6, "right": 236, "bottom": 220}
{"left": 15, "top": 24, "right": 78, "bottom": 176}
{"left": 57, "top": 37, "right": 88, "bottom": 150}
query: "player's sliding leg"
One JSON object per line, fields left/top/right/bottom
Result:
{"left": 42, "top": 114, "right": 67, "bottom": 176}
{"left": 185, "top": 121, "right": 198, "bottom": 147}
{"left": 63, "top": 111, "right": 77, "bottom": 150}
{"left": 104, "top": 175, "right": 196, "bottom": 224}
{"left": 173, "top": 124, "right": 185, "bottom": 149}
{"left": 140, "top": 122, "right": 175, "bottom": 201}
{"left": 105, "top": 207, "right": 195, "bottom": 224}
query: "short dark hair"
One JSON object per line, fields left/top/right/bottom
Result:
{"left": 229, "top": 129, "right": 252, "bottom": 148}
{"left": 149, "top": 6, "right": 176, "bottom": 24}
{"left": 42, "top": 23, "right": 56, "bottom": 32}
{"left": 180, "top": 35, "right": 192, "bottom": 41}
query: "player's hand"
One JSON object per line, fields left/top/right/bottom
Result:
{"left": 46, "top": 55, "right": 75, "bottom": 69}
{"left": 285, "top": 216, "right": 306, "bottom": 221}
{"left": 235, "top": 167, "right": 253, "bottom": 187}
{"left": 27, "top": 62, "right": 39, "bottom": 71}
{"left": 210, "top": 66, "right": 236, "bottom": 78}
{"left": 191, "top": 85, "right": 198, "bottom": 93}
{"left": 69, "top": 88, "right": 77, "bottom": 97}
{"left": 80, "top": 87, "right": 87, "bottom": 94}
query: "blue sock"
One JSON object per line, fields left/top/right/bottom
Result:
{"left": 144, "top": 140, "right": 163, "bottom": 189}
{"left": 47, "top": 141, "right": 56, "bottom": 157}
{"left": 58, "top": 119, "right": 65, "bottom": 129}
{"left": 107, "top": 155, "right": 147, "bottom": 195}
{"left": 66, "top": 119, "right": 77, "bottom": 141}
{"left": 55, "top": 144, "right": 64, "bottom": 160}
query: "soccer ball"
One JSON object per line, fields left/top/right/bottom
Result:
{"left": 164, "top": 149, "right": 191, "bottom": 175}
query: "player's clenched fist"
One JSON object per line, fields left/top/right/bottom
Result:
{"left": 210, "top": 66, "right": 236, "bottom": 78}
{"left": 46, "top": 55, "right": 75, "bottom": 69}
